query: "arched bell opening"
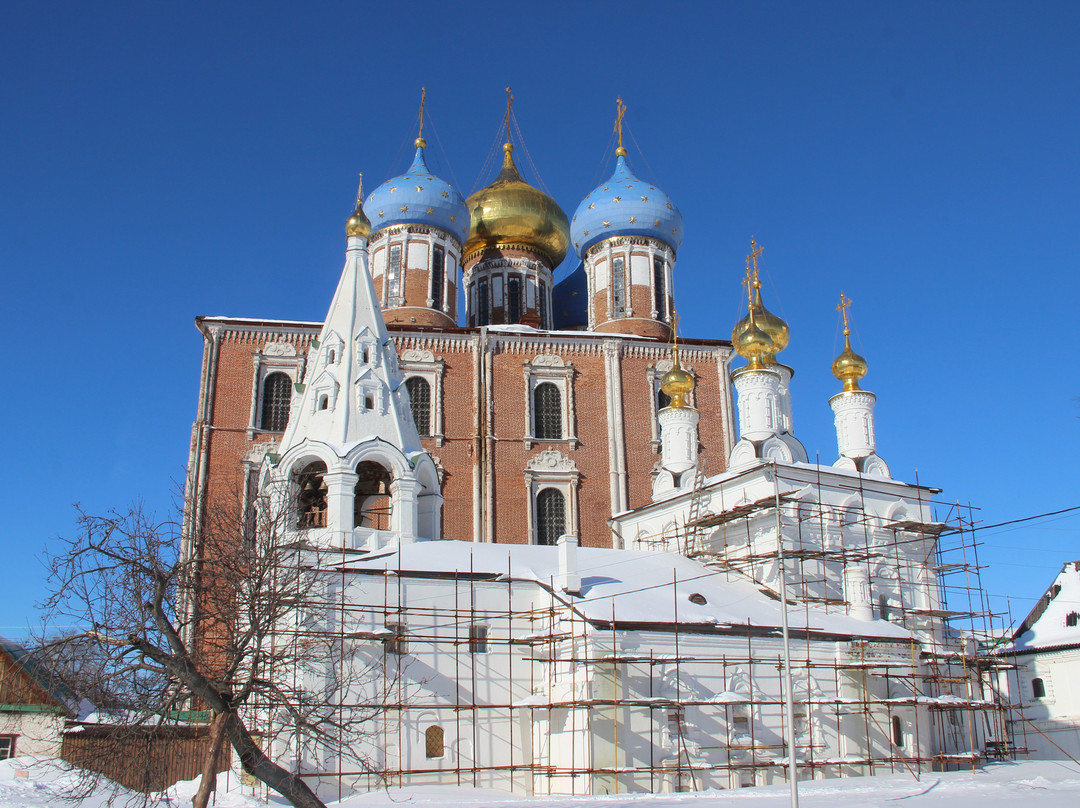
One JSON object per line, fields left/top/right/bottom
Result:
{"left": 294, "top": 461, "right": 328, "bottom": 528}
{"left": 354, "top": 461, "right": 393, "bottom": 530}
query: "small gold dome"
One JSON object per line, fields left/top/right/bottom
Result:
{"left": 732, "top": 281, "right": 789, "bottom": 363}
{"left": 345, "top": 202, "right": 371, "bottom": 238}
{"left": 464, "top": 143, "right": 570, "bottom": 266}
{"left": 832, "top": 330, "right": 868, "bottom": 392}
{"left": 660, "top": 350, "right": 695, "bottom": 409}
{"left": 734, "top": 312, "right": 775, "bottom": 370}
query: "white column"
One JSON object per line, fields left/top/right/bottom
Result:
{"left": 773, "top": 363, "right": 795, "bottom": 434}
{"left": 658, "top": 406, "right": 700, "bottom": 475}
{"left": 843, "top": 566, "right": 874, "bottom": 621}
{"left": 732, "top": 366, "right": 782, "bottom": 441}
{"left": 830, "top": 390, "right": 877, "bottom": 459}
{"left": 323, "top": 470, "right": 359, "bottom": 548}
{"left": 391, "top": 477, "right": 422, "bottom": 544}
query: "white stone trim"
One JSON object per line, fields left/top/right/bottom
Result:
{"left": 400, "top": 348, "right": 446, "bottom": 447}
{"left": 523, "top": 450, "right": 581, "bottom": 545}
{"left": 523, "top": 354, "right": 578, "bottom": 449}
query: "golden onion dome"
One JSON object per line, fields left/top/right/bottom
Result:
{"left": 660, "top": 349, "right": 695, "bottom": 409}
{"left": 732, "top": 281, "right": 789, "bottom": 363}
{"left": 734, "top": 310, "right": 775, "bottom": 370}
{"left": 345, "top": 203, "right": 371, "bottom": 238}
{"left": 832, "top": 329, "right": 868, "bottom": 392}
{"left": 464, "top": 143, "right": 570, "bottom": 266}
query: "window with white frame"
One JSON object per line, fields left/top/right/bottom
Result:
{"left": 524, "top": 449, "right": 580, "bottom": 546}
{"left": 0, "top": 735, "right": 14, "bottom": 760}
{"left": 248, "top": 340, "right": 305, "bottom": 439}
{"left": 612, "top": 256, "right": 627, "bottom": 318}
{"left": 400, "top": 348, "right": 446, "bottom": 445}
{"left": 387, "top": 244, "right": 403, "bottom": 304}
{"left": 523, "top": 354, "right": 577, "bottom": 449}
{"left": 430, "top": 245, "right": 445, "bottom": 310}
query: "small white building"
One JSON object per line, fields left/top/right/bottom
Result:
{"left": 998, "top": 561, "right": 1080, "bottom": 760}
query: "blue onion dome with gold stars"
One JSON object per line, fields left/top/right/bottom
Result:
{"left": 571, "top": 149, "right": 683, "bottom": 257}
{"left": 363, "top": 138, "right": 469, "bottom": 244}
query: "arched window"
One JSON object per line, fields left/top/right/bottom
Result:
{"left": 536, "top": 488, "right": 565, "bottom": 546}
{"left": 891, "top": 715, "right": 904, "bottom": 747}
{"left": 295, "top": 461, "right": 327, "bottom": 528}
{"left": 657, "top": 387, "right": 672, "bottom": 411}
{"left": 507, "top": 276, "right": 522, "bottom": 324}
{"left": 431, "top": 245, "right": 445, "bottom": 309}
{"left": 425, "top": 725, "right": 444, "bottom": 758}
{"left": 533, "top": 383, "right": 562, "bottom": 440}
{"left": 405, "top": 377, "right": 431, "bottom": 437}
{"left": 260, "top": 372, "right": 292, "bottom": 432}
{"left": 1032, "top": 677, "right": 1045, "bottom": 699}
{"left": 653, "top": 256, "right": 666, "bottom": 317}
{"left": 354, "top": 462, "right": 392, "bottom": 530}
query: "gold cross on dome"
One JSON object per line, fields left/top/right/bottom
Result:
{"left": 837, "top": 291, "right": 852, "bottom": 333}
{"left": 504, "top": 86, "right": 514, "bottom": 145}
{"left": 614, "top": 97, "right": 627, "bottom": 150}
{"left": 741, "top": 256, "right": 755, "bottom": 308}
{"left": 355, "top": 173, "right": 363, "bottom": 206}
{"left": 418, "top": 86, "right": 426, "bottom": 140}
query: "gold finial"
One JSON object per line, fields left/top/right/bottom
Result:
{"left": 660, "top": 306, "right": 695, "bottom": 408}
{"left": 733, "top": 236, "right": 789, "bottom": 361}
{"left": 832, "top": 291, "right": 868, "bottom": 392}
{"left": 345, "top": 172, "right": 371, "bottom": 238}
{"left": 615, "top": 97, "right": 628, "bottom": 157}
{"left": 504, "top": 86, "right": 514, "bottom": 147}
{"left": 415, "top": 87, "right": 427, "bottom": 149}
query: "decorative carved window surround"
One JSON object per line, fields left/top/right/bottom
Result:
{"left": 523, "top": 449, "right": 581, "bottom": 545}
{"left": 248, "top": 341, "right": 305, "bottom": 440}
{"left": 400, "top": 348, "right": 446, "bottom": 446}
{"left": 523, "top": 354, "right": 578, "bottom": 449}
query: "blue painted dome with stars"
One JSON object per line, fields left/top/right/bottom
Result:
{"left": 363, "top": 139, "right": 469, "bottom": 244}
{"left": 571, "top": 151, "right": 683, "bottom": 257}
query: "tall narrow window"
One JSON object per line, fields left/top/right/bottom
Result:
{"left": 385, "top": 622, "right": 407, "bottom": 655}
{"left": 469, "top": 624, "right": 489, "bottom": 654}
{"left": 536, "top": 488, "right": 566, "bottom": 546}
{"left": 539, "top": 280, "right": 548, "bottom": 329}
{"left": 612, "top": 257, "right": 626, "bottom": 317}
{"left": 0, "top": 735, "right": 14, "bottom": 760}
{"left": 533, "top": 383, "right": 562, "bottom": 440}
{"left": 1032, "top": 677, "right": 1045, "bottom": 699}
{"left": 653, "top": 256, "right": 666, "bottom": 317}
{"left": 477, "top": 278, "right": 490, "bottom": 326}
{"left": 387, "top": 244, "right": 403, "bottom": 303}
{"left": 260, "top": 372, "right": 292, "bottom": 432}
{"left": 431, "top": 245, "right": 445, "bottom": 309}
{"left": 405, "top": 377, "right": 431, "bottom": 437}
{"left": 891, "top": 715, "right": 904, "bottom": 747}
{"left": 507, "top": 276, "right": 522, "bottom": 324}
{"left": 425, "top": 725, "right": 445, "bottom": 758}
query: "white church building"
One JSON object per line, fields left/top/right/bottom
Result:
{"left": 244, "top": 179, "right": 1012, "bottom": 799}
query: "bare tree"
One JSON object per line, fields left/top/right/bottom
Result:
{"left": 39, "top": 486, "right": 386, "bottom": 808}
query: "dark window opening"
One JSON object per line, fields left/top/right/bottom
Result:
{"left": 612, "top": 257, "right": 626, "bottom": 318}
{"left": 431, "top": 245, "right": 445, "bottom": 309}
{"left": 539, "top": 280, "right": 548, "bottom": 329}
{"left": 469, "top": 624, "right": 489, "bottom": 654}
{"left": 295, "top": 461, "right": 328, "bottom": 528}
{"left": 477, "top": 278, "right": 490, "bottom": 326}
{"left": 1066, "top": 611, "right": 1079, "bottom": 627}
{"left": 0, "top": 735, "right": 14, "bottom": 760}
{"left": 533, "top": 382, "right": 562, "bottom": 440}
{"left": 1032, "top": 677, "right": 1045, "bottom": 699}
{"left": 260, "top": 372, "right": 292, "bottom": 432}
{"left": 688, "top": 593, "right": 707, "bottom": 605}
{"left": 385, "top": 622, "right": 407, "bottom": 655}
{"left": 507, "top": 276, "right": 522, "bottom": 324}
{"left": 536, "top": 488, "right": 566, "bottom": 546}
{"left": 891, "top": 715, "right": 904, "bottom": 747}
{"left": 354, "top": 461, "right": 392, "bottom": 530}
{"left": 328, "top": 348, "right": 336, "bottom": 364}
{"left": 425, "top": 725, "right": 444, "bottom": 758}
{"left": 387, "top": 245, "right": 402, "bottom": 302}
{"left": 364, "top": 394, "right": 374, "bottom": 411}
{"left": 405, "top": 377, "right": 431, "bottom": 437}
{"left": 653, "top": 256, "right": 666, "bottom": 317}
{"left": 658, "top": 387, "right": 671, "bottom": 411}
{"left": 318, "top": 394, "right": 329, "bottom": 411}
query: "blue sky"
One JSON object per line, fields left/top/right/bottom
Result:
{"left": 2, "top": 1, "right": 1077, "bottom": 636}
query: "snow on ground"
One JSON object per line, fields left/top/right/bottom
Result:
{"left": 1, "top": 758, "right": 1078, "bottom": 808}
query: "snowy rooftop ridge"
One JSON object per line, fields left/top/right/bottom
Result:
{"left": 338, "top": 540, "right": 907, "bottom": 640}
{"left": 1010, "top": 559, "right": 1080, "bottom": 652}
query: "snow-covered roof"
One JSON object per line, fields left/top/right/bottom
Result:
{"left": 1010, "top": 560, "right": 1080, "bottom": 652}
{"left": 338, "top": 540, "right": 908, "bottom": 640}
